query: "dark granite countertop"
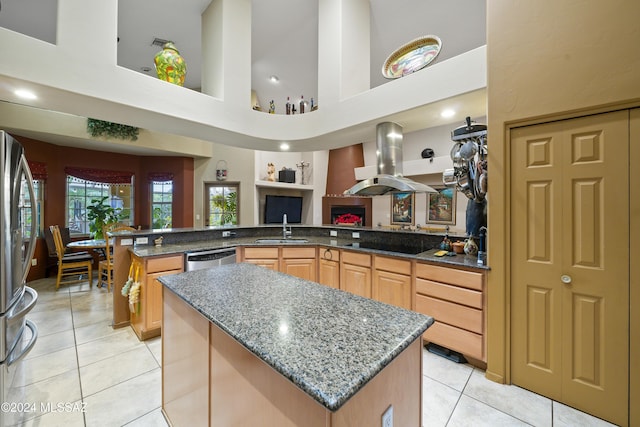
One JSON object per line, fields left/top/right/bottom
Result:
{"left": 159, "top": 263, "right": 433, "bottom": 412}
{"left": 130, "top": 234, "right": 488, "bottom": 270}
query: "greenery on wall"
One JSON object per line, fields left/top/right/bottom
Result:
{"left": 87, "top": 118, "right": 139, "bottom": 141}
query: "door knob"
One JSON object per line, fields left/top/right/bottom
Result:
{"left": 561, "top": 275, "right": 572, "bottom": 284}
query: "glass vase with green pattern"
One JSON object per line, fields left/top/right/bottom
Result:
{"left": 154, "top": 42, "right": 187, "bottom": 86}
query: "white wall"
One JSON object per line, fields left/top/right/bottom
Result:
{"left": 365, "top": 117, "right": 487, "bottom": 234}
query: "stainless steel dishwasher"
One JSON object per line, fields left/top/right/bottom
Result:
{"left": 185, "top": 247, "right": 237, "bottom": 271}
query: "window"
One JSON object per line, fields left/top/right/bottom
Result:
{"left": 151, "top": 180, "right": 173, "bottom": 229}
{"left": 66, "top": 176, "right": 133, "bottom": 235}
{"left": 20, "top": 179, "right": 44, "bottom": 239}
{"left": 205, "top": 183, "right": 239, "bottom": 226}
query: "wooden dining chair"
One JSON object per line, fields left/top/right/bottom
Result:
{"left": 50, "top": 225, "right": 94, "bottom": 289}
{"left": 44, "top": 226, "right": 90, "bottom": 277}
{"left": 98, "top": 223, "right": 137, "bottom": 291}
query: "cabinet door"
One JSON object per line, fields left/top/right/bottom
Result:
{"left": 147, "top": 269, "right": 182, "bottom": 331}
{"left": 281, "top": 258, "right": 317, "bottom": 281}
{"left": 244, "top": 259, "right": 279, "bottom": 270}
{"left": 341, "top": 263, "right": 371, "bottom": 298}
{"left": 319, "top": 259, "right": 340, "bottom": 289}
{"left": 373, "top": 269, "right": 411, "bottom": 310}
{"left": 242, "top": 247, "right": 279, "bottom": 270}
{"left": 318, "top": 248, "right": 340, "bottom": 288}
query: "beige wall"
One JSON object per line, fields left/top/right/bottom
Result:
{"left": 194, "top": 144, "right": 255, "bottom": 226}
{"left": 485, "top": 0, "right": 640, "bottom": 413}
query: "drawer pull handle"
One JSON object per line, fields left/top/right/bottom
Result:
{"left": 323, "top": 249, "right": 333, "bottom": 260}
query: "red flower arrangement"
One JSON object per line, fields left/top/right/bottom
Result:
{"left": 334, "top": 213, "right": 362, "bottom": 225}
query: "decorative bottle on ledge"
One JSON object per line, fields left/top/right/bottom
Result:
{"left": 154, "top": 42, "right": 187, "bottom": 86}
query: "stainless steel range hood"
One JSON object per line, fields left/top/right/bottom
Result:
{"left": 343, "top": 122, "right": 436, "bottom": 196}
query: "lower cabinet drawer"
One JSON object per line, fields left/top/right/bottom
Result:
{"left": 243, "top": 247, "right": 278, "bottom": 259}
{"left": 416, "top": 278, "right": 482, "bottom": 309}
{"left": 147, "top": 255, "right": 183, "bottom": 273}
{"left": 423, "top": 322, "right": 484, "bottom": 361}
{"left": 416, "top": 294, "right": 482, "bottom": 334}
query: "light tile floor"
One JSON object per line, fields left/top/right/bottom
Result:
{"left": 6, "top": 276, "right": 618, "bottom": 426}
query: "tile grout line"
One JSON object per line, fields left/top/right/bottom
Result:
{"left": 68, "top": 282, "right": 90, "bottom": 427}
{"left": 444, "top": 365, "right": 475, "bottom": 426}
{"left": 460, "top": 367, "right": 540, "bottom": 426}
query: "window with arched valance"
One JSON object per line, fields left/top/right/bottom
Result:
{"left": 64, "top": 167, "right": 135, "bottom": 235}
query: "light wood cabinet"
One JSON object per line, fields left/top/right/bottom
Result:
{"left": 415, "top": 262, "right": 485, "bottom": 361}
{"left": 318, "top": 248, "right": 340, "bottom": 289}
{"left": 340, "top": 251, "right": 372, "bottom": 298}
{"left": 280, "top": 247, "right": 317, "bottom": 281}
{"left": 241, "top": 246, "right": 279, "bottom": 270}
{"left": 131, "top": 254, "right": 183, "bottom": 340}
{"left": 163, "top": 288, "right": 210, "bottom": 426}
{"left": 373, "top": 256, "right": 412, "bottom": 310}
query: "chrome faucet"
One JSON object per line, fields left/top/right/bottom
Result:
{"left": 282, "top": 214, "right": 291, "bottom": 239}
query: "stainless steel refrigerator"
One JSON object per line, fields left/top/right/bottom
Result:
{"left": 0, "top": 131, "right": 38, "bottom": 426}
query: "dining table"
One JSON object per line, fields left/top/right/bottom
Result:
{"left": 67, "top": 238, "right": 108, "bottom": 258}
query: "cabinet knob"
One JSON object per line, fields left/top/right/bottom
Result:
{"left": 323, "top": 249, "right": 333, "bottom": 261}
{"left": 560, "top": 274, "right": 572, "bottom": 284}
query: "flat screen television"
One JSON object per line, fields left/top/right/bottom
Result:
{"left": 264, "top": 195, "right": 303, "bottom": 224}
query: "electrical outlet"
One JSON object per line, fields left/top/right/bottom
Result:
{"left": 121, "top": 238, "right": 134, "bottom": 246}
{"left": 330, "top": 230, "right": 337, "bottom": 237}
{"left": 222, "top": 231, "right": 231, "bottom": 237}
{"left": 352, "top": 232, "right": 360, "bottom": 239}
{"left": 31, "top": 258, "right": 37, "bottom": 266}
{"left": 382, "top": 405, "right": 393, "bottom": 427}
{"left": 135, "top": 237, "right": 149, "bottom": 245}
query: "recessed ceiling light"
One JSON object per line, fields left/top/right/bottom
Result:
{"left": 269, "top": 75, "right": 279, "bottom": 83}
{"left": 280, "top": 142, "right": 290, "bottom": 151}
{"left": 441, "top": 109, "right": 455, "bottom": 118}
{"left": 14, "top": 89, "right": 37, "bottom": 100}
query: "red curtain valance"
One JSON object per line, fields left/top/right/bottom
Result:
{"left": 65, "top": 166, "right": 133, "bottom": 184}
{"left": 148, "top": 172, "right": 174, "bottom": 182}
{"left": 27, "top": 161, "right": 47, "bottom": 181}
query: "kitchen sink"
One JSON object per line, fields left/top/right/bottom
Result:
{"left": 254, "top": 238, "right": 309, "bottom": 244}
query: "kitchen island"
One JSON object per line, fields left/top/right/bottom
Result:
{"left": 159, "top": 263, "right": 433, "bottom": 426}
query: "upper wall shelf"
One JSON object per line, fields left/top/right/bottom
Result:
{"left": 255, "top": 180, "right": 314, "bottom": 191}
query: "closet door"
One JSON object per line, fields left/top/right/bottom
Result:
{"left": 510, "top": 111, "right": 629, "bottom": 426}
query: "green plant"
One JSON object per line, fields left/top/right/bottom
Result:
{"left": 211, "top": 191, "right": 237, "bottom": 225}
{"left": 152, "top": 206, "right": 172, "bottom": 229}
{"left": 86, "top": 196, "right": 122, "bottom": 238}
{"left": 87, "top": 118, "right": 139, "bottom": 141}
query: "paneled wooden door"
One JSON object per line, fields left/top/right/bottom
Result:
{"left": 510, "top": 111, "right": 629, "bottom": 426}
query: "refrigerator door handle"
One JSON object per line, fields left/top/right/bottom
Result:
{"left": 18, "top": 153, "right": 37, "bottom": 284}
{"left": 6, "top": 287, "right": 38, "bottom": 326}
{"left": 6, "top": 319, "right": 37, "bottom": 366}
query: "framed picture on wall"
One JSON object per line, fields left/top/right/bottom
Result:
{"left": 427, "top": 187, "right": 457, "bottom": 225}
{"left": 390, "top": 192, "right": 415, "bottom": 225}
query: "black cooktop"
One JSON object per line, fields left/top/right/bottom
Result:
{"left": 345, "top": 242, "right": 425, "bottom": 255}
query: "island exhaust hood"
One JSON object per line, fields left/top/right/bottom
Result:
{"left": 343, "top": 122, "right": 436, "bottom": 196}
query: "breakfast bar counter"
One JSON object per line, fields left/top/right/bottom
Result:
{"left": 159, "top": 263, "right": 433, "bottom": 426}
